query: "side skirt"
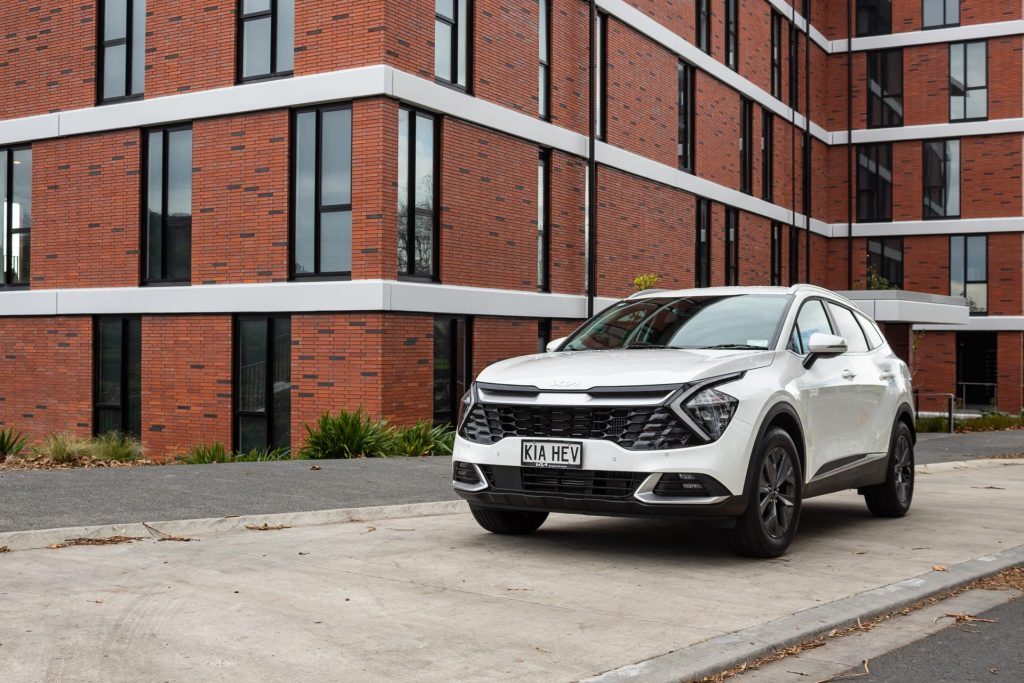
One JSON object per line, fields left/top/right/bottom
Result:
{"left": 804, "top": 453, "right": 888, "bottom": 498}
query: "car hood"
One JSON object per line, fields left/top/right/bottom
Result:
{"left": 477, "top": 348, "right": 776, "bottom": 390}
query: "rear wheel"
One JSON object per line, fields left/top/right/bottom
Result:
{"left": 469, "top": 505, "right": 549, "bottom": 535}
{"left": 864, "top": 422, "right": 914, "bottom": 518}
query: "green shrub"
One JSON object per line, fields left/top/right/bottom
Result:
{"left": 179, "top": 443, "right": 232, "bottom": 464}
{"left": 300, "top": 409, "right": 397, "bottom": 459}
{"left": 232, "top": 447, "right": 293, "bottom": 462}
{"left": 91, "top": 432, "right": 145, "bottom": 462}
{"left": 0, "top": 427, "right": 27, "bottom": 459}
{"left": 917, "top": 412, "right": 1023, "bottom": 433}
{"left": 393, "top": 421, "right": 456, "bottom": 457}
{"left": 35, "top": 433, "right": 93, "bottom": 464}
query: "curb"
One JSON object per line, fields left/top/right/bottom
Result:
{"left": 0, "top": 499, "right": 468, "bottom": 552}
{"left": 584, "top": 543, "right": 1024, "bottom": 683}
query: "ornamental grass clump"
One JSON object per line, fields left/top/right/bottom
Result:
{"left": 0, "top": 427, "right": 28, "bottom": 460}
{"left": 392, "top": 420, "right": 456, "bottom": 457}
{"left": 300, "top": 409, "right": 397, "bottom": 459}
{"left": 90, "top": 432, "right": 145, "bottom": 462}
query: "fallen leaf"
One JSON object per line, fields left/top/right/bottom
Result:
{"left": 932, "top": 565, "right": 948, "bottom": 572}
{"left": 939, "top": 612, "right": 997, "bottom": 625}
{"left": 143, "top": 522, "right": 195, "bottom": 542}
{"left": 0, "top": 545, "right": 10, "bottom": 553}
{"left": 970, "top": 486, "right": 1005, "bottom": 490}
{"left": 852, "top": 550, "right": 867, "bottom": 555}
{"left": 361, "top": 526, "right": 377, "bottom": 534}
{"left": 245, "top": 523, "right": 290, "bottom": 531}
{"left": 310, "top": 465, "right": 322, "bottom": 471}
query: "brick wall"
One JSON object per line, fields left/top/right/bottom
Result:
{"left": 695, "top": 70, "right": 742, "bottom": 192}
{"left": 548, "top": 150, "right": 586, "bottom": 295}
{"left": 141, "top": 315, "right": 232, "bottom": 459}
{"left": 473, "top": 316, "right": 537, "bottom": 377}
{"left": 145, "top": 0, "right": 236, "bottom": 98}
{"left": 549, "top": 0, "right": 589, "bottom": 135}
{"left": 353, "top": 97, "right": 397, "bottom": 279}
{"left": 380, "top": 314, "right": 434, "bottom": 425}
{"left": 294, "top": 0, "right": 386, "bottom": 76}
{"left": 0, "top": 317, "right": 92, "bottom": 443}
{"left": 473, "top": 0, "right": 539, "bottom": 116}
{"left": 989, "top": 232, "right": 1023, "bottom": 317}
{"left": 912, "top": 330, "right": 956, "bottom": 411}
{"left": 384, "top": 0, "right": 434, "bottom": 80}
{"left": 996, "top": 331, "right": 1023, "bottom": 414}
{"left": 32, "top": 130, "right": 142, "bottom": 289}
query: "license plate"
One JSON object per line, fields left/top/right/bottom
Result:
{"left": 521, "top": 441, "right": 583, "bottom": 469}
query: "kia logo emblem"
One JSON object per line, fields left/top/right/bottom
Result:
{"left": 550, "top": 379, "right": 581, "bottom": 388}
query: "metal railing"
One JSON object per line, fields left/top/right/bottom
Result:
{"left": 913, "top": 390, "right": 955, "bottom": 433}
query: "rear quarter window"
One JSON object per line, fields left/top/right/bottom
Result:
{"left": 855, "top": 310, "right": 885, "bottom": 349}
{"left": 827, "top": 303, "right": 869, "bottom": 353}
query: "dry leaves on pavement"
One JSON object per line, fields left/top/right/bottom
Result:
{"left": 244, "top": 523, "right": 291, "bottom": 531}
{"left": 142, "top": 522, "right": 195, "bottom": 542}
{"left": 0, "top": 546, "right": 10, "bottom": 553}
{"left": 48, "top": 536, "right": 145, "bottom": 549}
{"left": 938, "top": 612, "right": 998, "bottom": 625}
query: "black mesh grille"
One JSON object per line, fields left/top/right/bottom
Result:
{"left": 460, "top": 404, "right": 693, "bottom": 450}
{"left": 483, "top": 465, "right": 644, "bottom": 499}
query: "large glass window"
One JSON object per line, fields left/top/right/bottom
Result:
{"left": 595, "top": 12, "right": 607, "bottom": 141}
{"left": 762, "top": 110, "right": 774, "bottom": 201}
{"left": 436, "top": 0, "right": 470, "bottom": 89}
{"left": 923, "top": 0, "right": 959, "bottom": 29}
{"left": 539, "top": 0, "right": 550, "bottom": 119}
{"left": 725, "top": 0, "right": 739, "bottom": 71}
{"left": 770, "top": 12, "right": 782, "bottom": 99}
{"left": 94, "top": 316, "right": 141, "bottom": 438}
{"left": 867, "top": 49, "right": 903, "bottom": 128}
{"left": 99, "top": 0, "right": 145, "bottom": 102}
{"left": 293, "top": 104, "right": 352, "bottom": 277}
{"left": 856, "top": 0, "right": 891, "bottom": 37}
{"left": 770, "top": 221, "right": 783, "bottom": 286}
{"left": 724, "top": 208, "right": 739, "bottom": 286}
{"left": 238, "top": 0, "right": 294, "bottom": 82}
{"left": 867, "top": 237, "right": 904, "bottom": 289}
{"left": 856, "top": 143, "right": 892, "bottom": 222}
{"left": 923, "top": 139, "right": 960, "bottom": 219}
{"left": 788, "top": 224, "right": 800, "bottom": 285}
{"left": 537, "top": 150, "right": 550, "bottom": 291}
{"left": 950, "top": 235, "right": 987, "bottom": 314}
{"left": 1, "top": 147, "right": 31, "bottom": 287}
{"left": 696, "top": 0, "right": 711, "bottom": 54}
{"left": 398, "top": 108, "right": 437, "bottom": 279}
{"left": 740, "top": 97, "right": 753, "bottom": 194}
{"left": 143, "top": 126, "right": 192, "bottom": 284}
{"left": 235, "top": 315, "right": 291, "bottom": 453}
{"left": 695, "top": 199, "right": 711, "bottom": 288}
{"left": 950, "top": 41, "right": 987, "bottom": 121}
{"left": 678, "top": 62, "right": 695, "bottom": 172}
{"left": 434, "top": 315, "right": 471, "bottom": 424}
{"left": 789, "top": 24, "right": 799, "bottom": 110}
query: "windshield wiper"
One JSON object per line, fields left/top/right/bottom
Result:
{"left": 624, "top": 342, "right": 674, "bottom": 349}
{"left": 701, "top": 344, "right": 766, "bottom": 350}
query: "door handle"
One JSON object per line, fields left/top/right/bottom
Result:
{"left": 841, "top": 369, "right": 857, "bottom": 380}
{"left": 879, "top": 371, "right": 896, "bottom": 380}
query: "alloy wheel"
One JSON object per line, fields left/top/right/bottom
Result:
{"left": 758, "top": 446, "right": 798, "bottom": 539}
{"left": 893, "top": 434, "right": 913, "bottom": 506}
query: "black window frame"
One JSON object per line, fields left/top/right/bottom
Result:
{"left": 856, "top": 0, "right": 892, "bottom": 37}
{"left": 725, "top": 0, "right": 739, "bottom": 71}
{"left": 740, "top": 97, "right": 753, "bottom": 194}
{"left": 867, "top": 236, "right": 904, "bottom": 289}
{"left": 98, "top": 0, "right": 146, "bottom": 104}
{"left": 233, "top": 314, "right": 292, "bottom": 453}
{"left": 539, "top": 0, "right": 551, "bottom": 120}
{"left": 434, "top": 315, "right": 472, "bottom": 425}
{"left": 923, "top": 138, "right": 961, "bottom": 220}
{"left": 770, "top": 11, "right": 783, "bottom": 99}
{"left": 595, "top": 12, "right": 608, "bottom": 141}
{"left": 695, "top": 198, "right": 711, "bottom": 288}
{"left": 696, "top": 0, "right": 711, "bottom": 54}
{"left": 93, "top": 315, "right": 142, "bottom": 439}
{"left": 142, "top": 124, "right": 193, "bottom": 286}
{"left": 237, "top": 0, "right": 294, "bottom": 84}
{"left": 678, "top": 61, "right": 695, "bottom": 173}
{"left": 435, "top": 0, "right": 472, "bottom": 91}
{"left": 537, "top": 148, "right": 550, "bottom": 292}
{"left": 770, "top": 221, "right": 783, "bottom": 286}
{"left": 0, "top": 145, "right": 31, "bottom": 288}
{"left": 867, "top": 49, "right": 903, "bottom": 128}
{"left": 949, "top": 40, "right": 987, "bottom": 122}
{"left": 398, "top": 107, "right": 440, "bottom": 281}
{"left": 788, "top": 23, "right": 799, "bottom": 111}
{"left": 762, "top": 109, "right": 774, "bottom": 201}
{"left": 788, "top": 224, "right": 800, "bottom": 285}
{"left": 923, "top": 0, "right": 959, "bottom": 29}
{"left": 724, "top": 207, "right": 739, "bottom": 286}
{"left": 856, "top": 143, "right": 893, "bottom": 223}
{"left": 291, "top": 103, "right": 354, "bottom": 280}
{"left": 950, "top": 234, "right": 988, "bottom": 315}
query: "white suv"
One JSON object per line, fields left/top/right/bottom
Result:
{"left": 452, "top": 285, "right": 916, "bottom": 557}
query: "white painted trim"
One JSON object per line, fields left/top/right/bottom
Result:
{"left": 835, "top": 118, "right": 1024, "bottom": 145}
{"left": 916, "top": 316, "right": 1024, "bottom": 332}
{"left": 848, "top": 20, "right": 1024, "bottom": 53}
{"left": 831, "top": 216, "right": 1024, "bottom": 239}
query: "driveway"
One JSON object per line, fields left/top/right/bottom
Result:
{"left": 1, "top": 460, "right": 1022, "bottom": 682}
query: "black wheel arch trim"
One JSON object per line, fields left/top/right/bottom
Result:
{"left": 895, "top": 402, "right": 916, "bottom": 444}
{"left": 742, "top": 401, "right": 806, "bottom": 500}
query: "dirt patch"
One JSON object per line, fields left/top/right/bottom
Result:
{"left": 48, "top": 536, "right": 146, "bottom": 550}
{"left": 0, "top": 455, "right": 162, "bottom": 471}
{"left": 989, "top": 453, "right": 1024, "bottom": 461}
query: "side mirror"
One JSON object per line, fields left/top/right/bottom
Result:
{"left": 803, "top": 332, "right": 847, "bottom": 369}
{"left": 546, "top": 336, "right": 568, "bottom": 353}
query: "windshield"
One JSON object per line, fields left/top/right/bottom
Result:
{"left": 561, "top": 295, "right": 791, "bottom": 351}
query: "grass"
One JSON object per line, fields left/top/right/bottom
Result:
{"left": 29, "top": 432, "right": 145, "bottom": 464}
{"left": 917, "top": 412, "right": 1024, "bottom": 433}
{"left": 177, "top": 443, "right": 292, "bottom": 464}
{"left": 0, "top": 427, "right": 28, "bottom": 459}
{"left": 35, "top": 433, "right": 94, "bottom": 464}
{"left": 90, "top": 432, "right": 145, "bottom": 462}
{"left": 391, "top": 420, "right": 456, "bottom": 457}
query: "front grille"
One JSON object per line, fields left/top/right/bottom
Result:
{"left": 460, "top": 404, "right": 693, "bottom": 450}
{"left": 483, "top": 465, "right": 644, "bottom": 499}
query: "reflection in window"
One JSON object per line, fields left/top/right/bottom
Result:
{"left": 770, "top": 12, "right": 782, "bottom": 99}
{"left": 856, "top": 0, "right": 891, "bottom": 37}
{"left": 725, "top": 0, "right": 738, "bottom": 71}
{"left": 94, "top": 316, "right": 141, "bottom": 438}
{"left": 770, "top": 221, "right": 783, "bottom": 286}
{"left": 235, "top": 315, "right": 291, "bottom": 452}
{"left": 239, "top": 0, "right": 294, "bottom": 81}
{"left": 740, "top": 97, "right": 753, "bottom": 194}
{"left": 950, "top": 235, "right": 987, "bottom": 314}
{"left": 867, "top": 237, "right": 903, "bottom": 289}
{"left": 923, "top": 0, "right": 959, "bottom": 29}
{"left": 950, "top": 41, "right": 986, "bottom": 121}
{"left": 435, "top": 0, "right": 470, "bottom": 89}
{"left": 827, "top": 303, "right": 869, "bottom": 353}
{"left": 725, "top": 208, "right": 739, "bottom": 286}
{"left": 857, "top": 143, "right": 892, "bottom": 222}
{"left": 539, "top": 0, "right": 550, "bottom": 118}
{"left": 695, "top": 0, "right": 711, "bottom": 53}
{"left": 1, "top": 147, "right": 31, "bottom": 286}
{"left": 793, "top": 299, "right": 833, "bottom": 354}
{"left": 100, "top": 0, "right": 145, "bottom": 102}
{"left": 398, "top": 108, "right": 437, "bottom": 279}
{"left": 678, "top": 61, "right": 695, "bottom": 172}
{"left": 144, "top": 126, "right": 192, "bottom": 284}
{"left": 537, "top": 150, "right": 550, "bottom": 291}
{"left": 434, "top": 315, "right": 471, "bottom": 424}
{"left": 867, "top": 49, "right": 903, "bottom": 128}
{"left": 695, "top": 199, "right": 711, "bottom": 288}
{"left": 923, "top": 139, "right": 960, "bottom": 219}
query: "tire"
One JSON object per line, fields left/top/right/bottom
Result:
{"left": 727, "top": 427, "right": 803, "bottom": 558}
{"left": 864, "top": 421, "right": 914, "bottom": 518}
{"left": 469, "top": 505, "right": 549, "bottom": 535}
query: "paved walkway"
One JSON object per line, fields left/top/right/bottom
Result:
{"left": 0, "top": 431, "right": 1020, "bottom": 533}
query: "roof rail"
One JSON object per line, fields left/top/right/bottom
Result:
{"left": 627, "top": 288, "right": 668, "bottom": 299}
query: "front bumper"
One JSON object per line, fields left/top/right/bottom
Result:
{"left": 455, "top": 487, "right": 747, "bottom": 519}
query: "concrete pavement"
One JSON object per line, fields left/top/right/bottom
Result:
{"left": 1, "top": 460, "right": 1022, "bottom": 683}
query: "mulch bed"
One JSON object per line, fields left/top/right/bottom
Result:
{"left": 0, "top": 455, "right": 162, "bottom": 471}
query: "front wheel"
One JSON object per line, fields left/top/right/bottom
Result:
{"left": 469, "top": 505, "right": 549, "bottom": 535}
{"left": 727, "top": 427, "right": 803, "bottom": 558}
{"left": 863, "top": 422, "right": 914, "bottom": 518}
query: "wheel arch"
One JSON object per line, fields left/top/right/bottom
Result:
{"left": 895, "top": 402, "right": 916, "bottom": 444}
{"left": 744, "top": 402, "right": 807, "bottom": 497}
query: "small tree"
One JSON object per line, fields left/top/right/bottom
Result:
{"left": 633, "top": 273, "right": 661, "bottom": 291}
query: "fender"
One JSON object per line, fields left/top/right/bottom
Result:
{"left": 895, "top": 402, "right": 916, "bottom": 444}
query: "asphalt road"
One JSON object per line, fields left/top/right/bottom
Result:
{"left": 843, "top": 596, "right": 1024, "bottom": 682}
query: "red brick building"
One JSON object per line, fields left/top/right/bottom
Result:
{"left": 0, "top": 1, "right": 1018, "bottom": 459}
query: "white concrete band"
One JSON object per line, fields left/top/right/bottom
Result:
{"left": 916, "top": 316, "right": 1024, "bottom": 332}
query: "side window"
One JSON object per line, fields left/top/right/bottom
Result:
{"left": 855, "top": 310, "right": 885, "bottom": 349}
{"left": 827, "top": 303, "right": 870, "bottom": 353}
{"left": 792, "top": 300, "right": 833, "bottom": 355}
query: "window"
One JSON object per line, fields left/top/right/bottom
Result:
{"left": 724, "top": 208, "right": 739, "bottom": 286}
{"left": 855, "top": 310, "right": 885, "bottom": 349}
{"left": 537, "top": 319, "right": 551, "bottom": 354}
{"left": 725, "top": 0, "right": 739, "bottom": 71}
{"left": 923, "top": 0, "right": 959, "bottom": 29}
{"left": 695, "top": 199, "right": 711, "bottom": 287}
{"left": 238, "top": 0, "right": 294, "bottom": 82}
{"left": 923, "top": 139, "right": 960, "bottom": 219}
{"left": 678, "top": 62, "right": 695, "bottom": 172}
{"left": 788, "top": 224, "right": 800, "bottom": 285}
{"left": 950, "top": 235, "right": 987, "bottom": 314}
{"left": 867, "top": 237, "right": 904, "bottom": 289}
{"left": 791, "top": 299, "right": 833, "bottom": 354}
{"left": 0, "top": 146, "right": 31, "bottom": 287}
{"left": 770, "top": 222, "right": 783, "bottom": 286}
{"left": 99, "top": 0, "right": 145, "bottom": 102}
{"left": 770, "top": 12, "right": 783, "bottom": 99}
{"left": 537, "top": 150, "right": 550, "bottom": 291}
{"left": 789, "top": 25, "right": 799, "bottom": 110}
{"left": 434, "top": 315, "right": 471, "bottom": 424}
{"left": 94, "top": 317, "right": 142, "bottom": 438}
{"left": 950, "top": 41, "right": 987, "bottom": 121}
{"left": 867, "top": 49, "right": 903, "bottom": 128}
{"left": 143, "top": 126, "right": 192, "bottom": 284}
{"left": 856, "top": 143, "right": 892, "bottom": 222}
{"left": 595, "top": 13, "right": 607, "bottom": 141}
{"left": 739, "top": 98, "right": 753, "bottom": 194}
{"left": 856, "top": 0, "right": 891, "bottom": 37}
{"left": 539, "top": 0, "right": 550, "bottom": 119}
{"left": 827, "top": 303, "right": 870, "bottom": 353}
{"left": 696, "top": 0, "right": 711, "bottom": 54}
{"left": 293, "top": 104, "right": 352, "bottom": 277}
{"left": 398, "top": 108, "right": 438, "bottom": 279}
{"left": 435, "top": 0, "right": 470, "bottom": 89}
{"left": 802, "top": 132, "right": 812, "bottom": 217}
{"left": 235, "top": 315, "right": 291, "bottom": 453}
{"left": 762, "top": 110, "right": 774, "bottom": 201}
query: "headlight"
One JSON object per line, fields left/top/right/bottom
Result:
{"left": 670, "top": 381, "right": 739, "bottom": 442}
{"left": 456, "top": 384, "right": 476, "bottom": 430}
